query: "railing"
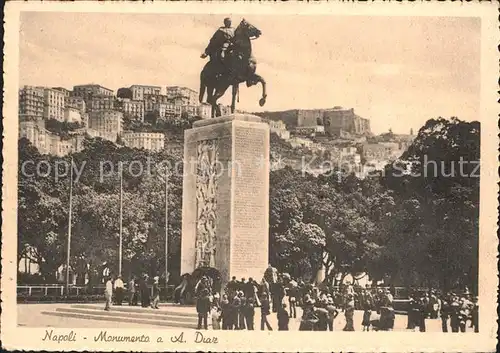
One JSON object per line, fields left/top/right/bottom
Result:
{"left": 329, "top": 286, "right": 410, "bottom": 299}
{"left": 17, "top": 284, "right": 176, "bottom": 298}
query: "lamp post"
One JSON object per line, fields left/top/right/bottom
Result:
{"left": 118, "top": 162, "right": 123, "bottom": 277}
{"left": 65, "top": 157, "right": 74, "bottom": 296}
{"left": 164, "top": 171, "right": 169, "bottom": 287}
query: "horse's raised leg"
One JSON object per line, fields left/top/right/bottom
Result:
{"left": 247, "top": 74, "right": 267, "bottom": 106}
{"left": 231, "top": 84, "right": 239, "bottom": 114}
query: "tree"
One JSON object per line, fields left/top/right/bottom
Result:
{"left": 377, "top": 117, "right": 480, "bottom": 290}
{"left": 18, "top": 138, "right": 69, "bottom": 281}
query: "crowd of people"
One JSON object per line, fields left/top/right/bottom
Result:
{"left": 193, "top": 273, "right": 399, "bottom": 331}
{"left": 103, "top": 274, "right": 161, "bottom": 311}
{"left": 407, "top": 290, "right": 479, "bottom": 333}
{"left": 101, "top": 267, "right": 478, "bottom": 333}
{"left": 192, "top": 267, "right": 479, "bottom": 333}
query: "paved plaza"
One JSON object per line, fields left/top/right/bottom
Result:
{"left": 17, "top": 303, "right": 450, "bottom": 332}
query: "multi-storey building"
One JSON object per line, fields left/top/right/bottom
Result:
{"left": 121, "top": 132, "right": 165, "bottom": 151}
{"left": 289, "top": 136, "right": 313, "bottom": 149}
{"left": 19, "top": 119, "right": 81, "bottom": 156}
{"left": 129, "top": 85, "right": 161, "bottom": 101}
{"left": 48, "top": 135, "right": 74, "bottom": 157}
{"left": 323, "top": 108, "right": 371, "bottom": 137}
{"left": 144, "top": 94, "right": 170, "bottom": 112}
{"left": 361, "top": 143, "right": 400, "bottom": 162}
{"left": 197, "top": 103, "right": 212, "bottom": 119}
{"left": 19, "top": 120, "right": 49, "bottom": 154}
{"left": 88, "top": 95, "right": 116, "bottom": 112}
{"left": 295, "top": 125, "right": 325, "bottom": 135}
{"left": 166, "top": 86, "right": 198, "bottom": 106}
{"left": 268, "top": 120, "right": 291, "bottom": 140}
{"left": 157, "top": 103, "right": 182, "bottom": 120}
{"left": 19, "top": 86, "right": 44, "bottom": 119}
{"left": 121, "top": 99, "right": 145, "bottom": 121}
{"left": 64, "top": 107, "right": 82, "bottom": 124}
{"left": 180, "top": 104, "right": 198, "bottom": 118}
{"left": 88, "top": 110, "right": 123, "bottom": 142}
{"left": 43, "top": 88, "right": 66, "bottom": 121}
{"left": 219, "top": 104, "right": 232, "bottom": 116}
{"left": 65, "top": 96, "right": 86, "bottom": 113}
{"left": 86, "top": 128, "right": 118, "bottom": 142}
{"left": 72, "top": 84, "right": 114, "bottom": 104}
{"left": 52, "top": 87, "right": 72, "bottom": 97}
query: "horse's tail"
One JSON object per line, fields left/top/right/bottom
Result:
{"left": 199, "top": 69, "right": 206, "bottom": 103}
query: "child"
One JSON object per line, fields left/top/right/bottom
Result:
{"left": 362, "top": 305, "right": 372, "bottom": 331}
{"left": 211, "top": 305, "right": 221, "bottom": 330}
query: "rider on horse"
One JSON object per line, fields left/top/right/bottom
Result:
{"left": 199, "top": 17, "right": 267, "bottom": 117}
{"left": 200, "top": 17, "right": 235, "bottom": 69}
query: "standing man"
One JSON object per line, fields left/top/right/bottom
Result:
{"left": 288, "top": 283, "right": 297, "bottom": 319}
{"left": 227, "top": 276, "right": 238, "bottom": 300}
{"left": 343, "top": 294, "right": 355, "bottom": 331}
{"left": 128, "top": 276, "right": 137, "bottom": 306}
{"left": 440, "top": 293, "right": 451, "bottom": 332}
{"left": 277, "top": 303, "right": 290, "bottom": 331}
{"left": 151, "top": 276, "right": 160, "bottom": 309}
{"left": 449, "top": 294, "right": 461, "bottom": 332}
{"left": 238, "top": 291, "right": 247, "bottom": 330}
{"left": 114, "top": 275, "right": 124, "bottom": 305}
{"left": 326, "top": 297, "right": 339, "bottom": 331}
{"left": 471, "top": 296, "right": 479, "bottom": 333}
{"left": 104, "top": 276, "right": 113, "bottom": 311}
{"left": 429, "top": 290, "right": 439, "bottom": 319}
{"left": 220, "top": 294, "right": 231, "bottom": 330}
{"left": 140, "top": 274, "right": 150, "bottom": 308}
{"left": 417, "top": 296, "right": 427, "bottom": 332}
{"left": 196, "top": 289, "right": 211, "bottom": 330}
{"left": 260, "top": 293, "right": 273, "bottom": 330}
{"left": 244, "top": 297, "right": 256, "bottom": 330}
{"left": 407, "top": 292, "right": 418, "bottom": 330}
{"left": 231, "top": 294, "right": 241, "bottom": 330}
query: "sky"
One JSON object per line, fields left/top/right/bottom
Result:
{"left": 19, "top": 12, "right": 481, "bottom": 134}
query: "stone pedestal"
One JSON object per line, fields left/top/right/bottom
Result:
{"left": 181, "top": 114, "right": 270, "bottom": 285}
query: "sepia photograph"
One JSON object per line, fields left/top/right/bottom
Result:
{"left": 2, "top": 2, "right": 498, "bottom": 352}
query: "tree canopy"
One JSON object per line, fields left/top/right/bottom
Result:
{"left": 18, "top": 117, "right": 479, "bottom": 292}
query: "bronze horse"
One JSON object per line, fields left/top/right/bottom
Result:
{"left": 199, "top": 19, "right": 267, "bottom": 118}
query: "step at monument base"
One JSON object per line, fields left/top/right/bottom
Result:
{"left": 41, "top": 304, "right": 202, "bottom": 329}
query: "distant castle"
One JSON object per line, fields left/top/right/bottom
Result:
{"left": 255, "top": 106, "right": 371, "bottom": 137}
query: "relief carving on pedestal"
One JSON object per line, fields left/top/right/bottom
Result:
{"left": 195, "top": 139, "right": 219, "bottom": 269}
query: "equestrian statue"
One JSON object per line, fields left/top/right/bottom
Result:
{"left": 199, "top": 17, "right": 267, "bottom": 118}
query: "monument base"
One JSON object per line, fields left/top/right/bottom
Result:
{"left": 181, "top": 114, "right": 270, "bottom": 286}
